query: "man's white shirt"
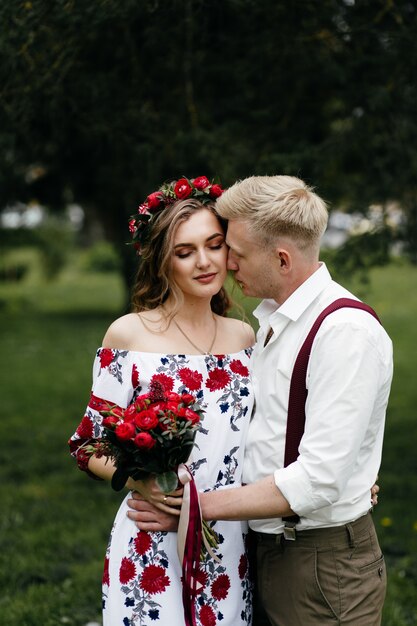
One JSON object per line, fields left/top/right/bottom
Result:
{"left": 243, "top": 263, "right": 393, "bottom": 534}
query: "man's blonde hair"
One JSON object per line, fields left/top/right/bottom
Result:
{"left": 216, "top": 175, "right": 328, "bottom": 251}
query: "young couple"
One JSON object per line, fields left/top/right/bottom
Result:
{"left": 69, "top": 174, "right": 392, "bottom": 626}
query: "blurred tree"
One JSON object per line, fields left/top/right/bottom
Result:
{"left": 0, "top": 0, "right": 416, "bottom": 293}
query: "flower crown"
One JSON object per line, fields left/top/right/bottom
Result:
{"left": 128, "top": 176, "right": 224, "bottom": 253}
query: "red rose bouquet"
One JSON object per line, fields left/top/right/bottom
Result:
{"left": 96, "top": 380, "right": 203, "bottom": 493}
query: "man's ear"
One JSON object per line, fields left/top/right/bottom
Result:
{"left": 275, "top": 248, "right": 291, "bottom": 272}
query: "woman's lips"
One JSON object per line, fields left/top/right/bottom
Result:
{"left": 194, "top": 273, "right": 217, "bottom": 284}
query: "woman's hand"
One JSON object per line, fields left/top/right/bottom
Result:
{"left": 127, "top": 475, "right": 183, "bottom": 514}
{"left": 127, "top": 491, "right": 180, "bottom": 532}
{"left": 371, "top": 478, "right": 380, "bottom": 506}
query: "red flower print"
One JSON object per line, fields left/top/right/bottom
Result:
{"left": 238, "top": 554, "right": 248, "bottom": 579}
{"left": 140, "top": 564, "right": 170, "bottom": 594}
{"left": 99, "top": 348, "right": 114, "bottom": 368}
{"left": 150, "top": 373, "right": 174, "bottom": 392}
{"left": 102, "top": 556, "right": 110, "bottom": 586}
{"left": 211, "top": 573, "right": 230, "bottom": 600}
{"left": 178, "top": 368, "right": 203, "bottom": 391}
{"left": 199, "top": 604, "right": 216, "bottom": 626}
{"left": 134, "top": 531, "right": 152, "bottom": 555}
{"left": 195, "top": 568, "right": 209, "bottom": 588}
{"left": 76, "top": 415, "right": 93, "bottom": 439}
{"left": 119, "top": 557, "right": 136, "bottom": 584}
{"left": 230, "top": 359, "right": 249, "bottom": 377}
{"left": 132, "top": 364, "right": 140, "bottom": 388}
{"left": 206, "top": 368, "right": 231, "bottom": 392}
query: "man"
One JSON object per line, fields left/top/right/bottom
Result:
{"left": 129, "top": 175, "right": 392, "bottom": 625}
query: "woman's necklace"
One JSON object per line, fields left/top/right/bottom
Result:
{"left": 173, "top": 315, "right": 217, "bottom": 355}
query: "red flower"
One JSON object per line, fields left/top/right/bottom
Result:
{"left": 99, "top": 348, "right": 114, "bottom": 368}
{"left": 165, "top": 391, "right": 182, "bottom": 403}
{"left": 135, "top": 393, "right": 150, "bottom": 411}
{"left": 124, "top": 403, "right": 137, "bottom": 422}
{"left": 102, "top": 556, "right": 110, "bottom": 586}
{"left": 209, "top": 184, "right": 223, "bottom": 199}
{"left": 111, "top": 406, "right": 125, "bottom": 419}
{"left": 180, "top": 392, "right": 196, "bottom": 406}
{"left": 128, "top": 219, "right": 137, "bottom": 233}
{"left": 238, "top": 554, "right": 248, "bottom": 579}
{"left": 119, "top": 557, "right": 136, "bottom": 584}
{"left": 115, "top": 422, "right": 136, "bottom": 441}
{"left": 174, "top": 178, "right": 192, "bottom": 199}
{"left": 193, "top": 175, "right": 210, "bottom": 190}
{"left": 199, "top": 604, "right": 216, "bottom": 626}
{"left": 134, "top": 432, "right": 156, "bottom": 449}
{"left": 206, "top": 368, "right": 231, "bottom": 391}
{"left": 178, "top": 368, "right": 203, "bottom": 391}
{"left": 147, "top": 191, "right": 164, "bottom": 211}
{"left": 134, "top": 531, "right": 152, "bottom": 555}
{"left": 195, "top": 568, "right": 209, "bottom": 588}
{"left": 180, "top": 407, "right": 200, "bottom": 425}
{"left": 76, "top": 415, "right": 93, "bottom": 439}
{"left": 140, "top": 564, "right": 170, "bottom": 594}
{"left": 151, "top": 373, "right": 174, "bottom": 392}
{"left": 134, "top": 409, "right": 159, "bottom": 430}
{"left": 230, "top": 359, "right": 249, "bottom": 377}
{"left": 132, "top": 364, "right": 140, "bottom": 388}
{"left": 211, "top": 573, "right": 230, "bottom": 600}
{"left": 102, "top": 416, "right": 119, "bottom": 428}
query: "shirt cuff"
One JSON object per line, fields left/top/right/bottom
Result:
{"left": 274, "top": 463, "right": 317, "bottom": 517}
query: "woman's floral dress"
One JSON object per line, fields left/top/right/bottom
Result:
{"left": 69, "top": 348, "right": 254, "bottom": 626}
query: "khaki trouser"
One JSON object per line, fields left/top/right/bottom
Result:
{"left": 253, "top": 512, "right": 386, "bottom": 626}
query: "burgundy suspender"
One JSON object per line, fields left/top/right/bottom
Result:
{"left": 282, "top": 297, "right": 381, "bottom": 527}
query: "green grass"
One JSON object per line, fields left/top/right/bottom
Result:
{"left": 1, "top": 253, "right": 416, "bottom": 625}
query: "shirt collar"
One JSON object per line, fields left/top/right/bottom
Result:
{"left": 253, "top": 263, "right": 332, "bottom": 327}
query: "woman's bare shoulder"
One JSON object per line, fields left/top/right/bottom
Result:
{"left": 102, "top": 313, "right": 143, "bottom": 350}
{"left": 220, "top": 315, "right": 256, "bottom": 349}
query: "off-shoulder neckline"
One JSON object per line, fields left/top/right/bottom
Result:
{"left": 97, "top": 346, "right": 253, "bottom": 358}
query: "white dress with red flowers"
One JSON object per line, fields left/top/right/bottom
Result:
{"left": 69, "top": 348, "right": 254, "bottom": 626}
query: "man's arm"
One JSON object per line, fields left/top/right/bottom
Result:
{"left": 127, "top": 476, "right": 293, "bottom": 531}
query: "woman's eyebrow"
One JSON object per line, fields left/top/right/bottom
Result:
{"left": 174, "top": 233, "right": 224, "bottom": 249}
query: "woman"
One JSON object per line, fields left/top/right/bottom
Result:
{"left": 69, "top": 176, "right": 255, "bottom": 626}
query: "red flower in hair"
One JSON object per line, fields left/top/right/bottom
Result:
{"left": 147, "top": 191, "right": 164, "bottom": 210}
{"left": 193, "top": 175, "right": 210, "bottom": 190}
{"left": 199, "top": 604, "right": 216, "bottom": 626}
{"left": 211, "top": 573, "right": 230, "bottom": 600}
{"left": 150, "top": 373, "right": 174, "bottom": 392}
{"left": 209, "top": 183, "right": 223, "bottom": 198}
{"left": 119, "top": 557, "right": 136, "bottom": 584}
{"left": 140, "top": 564, "right": 170, "bottom": 594}
{"left": 99, "top": 348, "right": 114, "bottom": 368}
{"left": 230, "top": 359, "right": 249, "bottom": 377}
{"left": 174, "top": 178, "right": 193, "bottom": 199}
{"left": 206, "top": 368, "right": 231, "bottom": 391}
{"left": 134, "top": 531, "right": 152, "bottom": 555}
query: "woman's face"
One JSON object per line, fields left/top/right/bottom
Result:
{"left": 170, "top": 209, "right": 228, "bottom": 301}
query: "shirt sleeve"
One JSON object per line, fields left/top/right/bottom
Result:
{"left": 274, "top": 318, "right": 391, "bottom": 516}
{"left": 68, "top": 348, "right": 137, "bottom": 478}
